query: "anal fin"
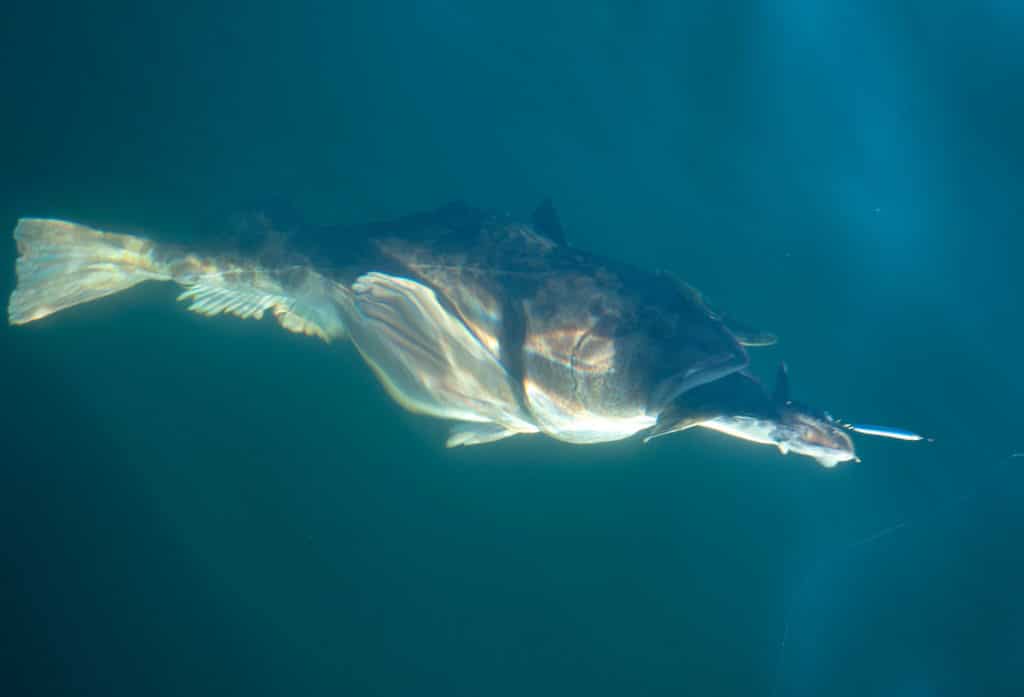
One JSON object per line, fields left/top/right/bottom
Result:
{"left": 174, "top": 261, "right": 347, "bottom": 341}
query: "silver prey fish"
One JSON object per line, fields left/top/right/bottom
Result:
{"left": 7, "top": 201, "right": 881, "bottom": 466}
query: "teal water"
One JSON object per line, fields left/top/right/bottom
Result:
{"left": 2, "top": 2, "right": 1022, "bottom": 695}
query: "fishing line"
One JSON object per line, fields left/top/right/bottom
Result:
{"left": 768, "top": 451, "right": 1022, "bottom": 697}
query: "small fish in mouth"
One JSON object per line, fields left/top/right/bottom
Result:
{"left": 647, "top": 363, "right": 929, "bottom": 467}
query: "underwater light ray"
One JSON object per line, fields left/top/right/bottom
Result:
{"left": 769, "top": 451, "right": 1023, "bottom": 697}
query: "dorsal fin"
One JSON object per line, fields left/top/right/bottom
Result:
{"left": 772, "top": 362, "right": 791, "bottom": 404}
{"left": 531, "top": 198, "right": 566, "bottom": 245}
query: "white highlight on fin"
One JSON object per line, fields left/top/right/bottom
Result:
{"left": 177, "top": 284, "right": 281, "bottom": 320}
{"left": 345, "top": 272, "right": 537, "bottom": 436}
{"left": 8, "top": 218, "right": 171, "bottom": 325}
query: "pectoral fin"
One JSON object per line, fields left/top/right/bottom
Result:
{"left": 643, "top": 407, "right": 721, "bottom": 443}
{"left": 446, "top": 422, "right": 521, "bottom": 448}
{"left": 344, "top": 272, "right": 535, "bottom": 434}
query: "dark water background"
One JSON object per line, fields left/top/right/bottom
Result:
{"left": 2, "top": 2, "right": 1022, "bottom": 695}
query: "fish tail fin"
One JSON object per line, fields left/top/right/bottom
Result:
{"left": 8, "top": 217, "right": 347, "bottom": 341}
{"left": 8, "top": 218, "right": 173, "bottom": 325}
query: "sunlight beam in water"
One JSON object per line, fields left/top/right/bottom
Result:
{"left": 770, "top": 451, "right": 1022, "bottom": 696}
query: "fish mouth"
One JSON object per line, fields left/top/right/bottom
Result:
{"left": 649, "top": 351, "right": 746, "bottom": 412}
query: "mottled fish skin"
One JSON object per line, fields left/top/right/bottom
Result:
{"left": 342, "top": 206, "right": 748, "bottom": 444}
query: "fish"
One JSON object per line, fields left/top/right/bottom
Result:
{"left": 646, "top": 363, "right": 859, "bottom": 468}
{"left": 5, "top": 201, "right": 911, "bottom": 465}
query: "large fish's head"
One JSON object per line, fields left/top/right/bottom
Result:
{"left": 640, "top": 275, "right": 751, "bottom": 412}
{"left": 518, "top": 265, "right": 748, "bottom": 443}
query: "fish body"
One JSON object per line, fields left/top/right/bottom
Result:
{"left": 9, "top": 201, "right": 919, "bottom": 465}
{"left": 8, "top": 203, "right": 751, "bottom": 449}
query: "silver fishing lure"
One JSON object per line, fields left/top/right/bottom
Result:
{"left": 844, "top": 423, "right": 931, "bottom": 442}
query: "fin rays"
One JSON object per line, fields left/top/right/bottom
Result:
{"left": 8, "top": 218, "right": 170, "bottom": 325}
{"left": 177, "top": 284, "right": 282, "bottom": 320}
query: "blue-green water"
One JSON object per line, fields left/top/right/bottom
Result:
{"left": 2, "top": 2, "right": 1022, "bottom": 695}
